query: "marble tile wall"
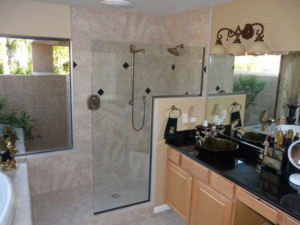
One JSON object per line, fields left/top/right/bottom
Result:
{"left": 167, "top": 7, "right": 212, "bottom": 96}
{"left": 25, "top": 5, "right": 212, "bottom": 197}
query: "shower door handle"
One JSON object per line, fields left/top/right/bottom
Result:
{"left": 88, "top": 95, "right": 100, "bottom": 111}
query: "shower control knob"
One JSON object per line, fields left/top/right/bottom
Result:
{"left": 88, "top": 94, "right": 100, "bottom": 111}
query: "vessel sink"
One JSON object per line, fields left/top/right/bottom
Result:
{"left": 197, "top": 137, "right": 239, "bottom": 154}
{"left": 236, "top": 131, "right": 268, "bottom": 145}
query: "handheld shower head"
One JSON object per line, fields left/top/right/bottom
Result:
{"left": 167, "top": 44, "right": 184, "bottom": 56}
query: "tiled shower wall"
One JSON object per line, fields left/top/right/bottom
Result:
{"left": 26, "top": 6, "right": 212, "bottom": 196}
{"left": 91, "top": 41, "right": 203, "bottom": 183}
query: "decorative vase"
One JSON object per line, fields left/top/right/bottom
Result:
{"left": 286, "top": 105, "right": 298, "bottom": 124}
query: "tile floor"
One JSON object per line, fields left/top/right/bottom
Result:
{"left": 32, "top": 184, "right": 186, "bottom": 225}
{"left": 94, "top": 177, "right": 148, "bottom": 212}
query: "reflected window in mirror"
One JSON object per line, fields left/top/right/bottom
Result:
{"left": 209, "top": 54, "right": 282, "bottom": 126}
{"left": 0, "top": 36, "right": 72, "bottom": 155}
{"left": 233, "top": 55, "right": 281, "bottom": 125}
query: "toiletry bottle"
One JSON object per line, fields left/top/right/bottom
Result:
{"left": 282, "top": 131, "right": 288, "bottom": 150}
{"left": 279, "top": 115, "right": 286, "bottom": 125}
{"left": 286, "top": 129, "right": 294, "bottom": 147}
{"left": 294, "top": 132, "right": 300, "bottom": 142}
{"left": 268, "top": 132, "right": 275, "bottom": 147}
{"left": 277, "top": 129, "right": 284, "bottom": 149}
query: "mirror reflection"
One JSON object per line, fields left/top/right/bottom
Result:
{"left": 208, "top": 52, "right": 300, "bottom": 128}
{"left": 290, "top": 143, "right": 300, "bottom": 166}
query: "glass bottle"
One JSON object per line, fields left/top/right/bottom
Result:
{"left": 294, "top": 132, "right": 299, "bottom": 142}
{"left": 268, "top": 132, "right": 275, "bottom": 147}
{"left": 277, "top": 129, "right": 284, "bottom": 149}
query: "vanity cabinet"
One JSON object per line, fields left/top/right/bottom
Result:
{"left": 165, "top": 146, "right": 300, "bottom": 225}
{"left": 190, "top": 179, "right": 233, "bottom": 225}
{"left": 165, "top": 146, "right": 234, "bottom": 225}
{"left": 165, "top": 160, "right": 193, "bottom": 224}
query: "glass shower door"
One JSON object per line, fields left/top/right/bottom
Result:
{"left": 91, "top": 40, "right": 204, "bottom": 213}
{"left": 91, "top": 41, "right": 151, "bottom": 213}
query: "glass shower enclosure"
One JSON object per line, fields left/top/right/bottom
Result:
{"left": 91, "top": 41, "right": 204, "bottom": 213}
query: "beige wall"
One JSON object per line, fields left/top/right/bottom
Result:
{"left": 0, "top": 0, "right": 71, "bottom": 38}
{"left": 153, "top": 96, "right": 206, "bottom": 207}
{"left": 211, "top": 0, "right": 300, "bottom": 52}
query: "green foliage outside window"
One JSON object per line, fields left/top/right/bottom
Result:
{"left": 233, "top": 74, "right": 266, "bottom": 109}
{"left": 53, "top": 46, "right": 70, "bottom": 75}
{"left": 0, "top": 98, "right": 41, "bottom": 145}
{"left": 0, "top": 38, "right": 33, "bottom": 74}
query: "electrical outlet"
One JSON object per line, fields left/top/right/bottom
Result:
{"left": 182, "top": 113, "right": 188, "bottom": 123}
{"left": 191, "top": 116, "right": 196, "bottom": 122}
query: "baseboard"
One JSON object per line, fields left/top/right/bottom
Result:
{"left": 153, "top": 204, "right": 170, "bottom": 213}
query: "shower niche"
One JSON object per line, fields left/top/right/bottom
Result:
{"left": 91, "top": 41, "right": 204, "bottom": 213}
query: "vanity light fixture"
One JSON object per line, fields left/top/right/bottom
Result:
{"left": 210, "top": 23, "right": 269, "bottom": 56}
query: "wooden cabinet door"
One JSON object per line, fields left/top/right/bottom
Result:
{"left": 165, "top": 160, "right": 193, "bottom": 224}
{"left": 190, "top": 179, "right": 233, "bottom": 225}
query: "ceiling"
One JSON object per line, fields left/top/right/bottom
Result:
{"left": 31, "top": 0, "right": 234, "bottom": 17}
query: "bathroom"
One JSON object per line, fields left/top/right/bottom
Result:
{"left": 0, "top": 0, "right": 300, "bottom": 224}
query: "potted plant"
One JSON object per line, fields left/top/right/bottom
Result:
{"left": 0, "top": 97, "right": 40, "bottom": 149}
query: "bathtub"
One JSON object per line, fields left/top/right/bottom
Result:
{"left": 0, "top": 171, "right": 16, "bottom": 225}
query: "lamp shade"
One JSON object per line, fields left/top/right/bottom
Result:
{"left": 210, "top": 41, "right": 227, "bottom": 55}
{"left": 227, "top": 43, "right": 246, "bottom": 56}
{"left": 211, "top": 104, "right": 223, "bottom": 115}
{"left": 248, "top": 40, "right": 269, "bottom": 55}
{"left": 210, "top": 44, "right": 227, "bottom": 55}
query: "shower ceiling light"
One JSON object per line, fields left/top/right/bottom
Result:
{"left": 100, "top": 0, "right": 134, "bottom": 9}
{"left": 210, "top": 23, "right": 269, "bottom": 56}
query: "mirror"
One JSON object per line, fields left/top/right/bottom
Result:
{"left": 288, "top": 140, "right": 300, "bottom": 187}
{"left": 288, "top": 141, "right": 300, "bottom": 168}
{"left": 207, "top": 52, "right": 300, "bottom": 128}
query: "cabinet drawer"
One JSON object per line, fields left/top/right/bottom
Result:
{"left": 286, "top": 217, "right": 300, "bottom": 225}
{"left": 209, "top": 172, "right": 235, "bottom": 200}
{"left": 167, "top": 147, "right": 181, "bottom": 165}
{"left": 181, "top": 155, "right": 209, "bottom": 183}
{"left": 239, "top": 190, "right": 278, "bottom": 224}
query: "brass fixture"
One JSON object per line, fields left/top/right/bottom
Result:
{"left": 210, "top": 23, "right": 269, "bottom": 56}
{"left": 260, "top": 110, "right": 267, "bottom": 131}
{"left": 128, "top": 45, "right": 146, "bottom": 131}
{"left": 170, "top": 105, "right": 181, "bottom": 118}
{"left": 167, "top": 44, "right": 184, "bottom": 56}
{"left": 0, "top": 134, "right": 19, "bottom": 171}
{"left": 129, "top": 45, "right": 145, "bottom": 54}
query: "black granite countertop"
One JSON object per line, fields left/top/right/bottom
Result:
{"left": 166, "top": 132, "right": 300, "bottom": 221}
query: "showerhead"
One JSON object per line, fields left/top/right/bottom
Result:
{"left": 167, "top": 44, "right": 184, "bottom": 56}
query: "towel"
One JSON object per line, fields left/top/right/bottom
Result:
{"left": 164, "top": 117, "right": 178, "bottom": 140}
{"left": 231, "top": 111, "right": 242, "bottom": 127}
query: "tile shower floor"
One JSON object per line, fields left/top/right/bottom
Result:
{"left": 32, "top": 184, "right": 185, "bottom": 225}
{"left": 94, "top": 178, "right": 149, "bottom": 212}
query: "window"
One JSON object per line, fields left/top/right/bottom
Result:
{"left": 0, "top": 36, "right": 72, "bottom": 155}
{"left": 233, "top": 55, "right": 281, "bottom": 125}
